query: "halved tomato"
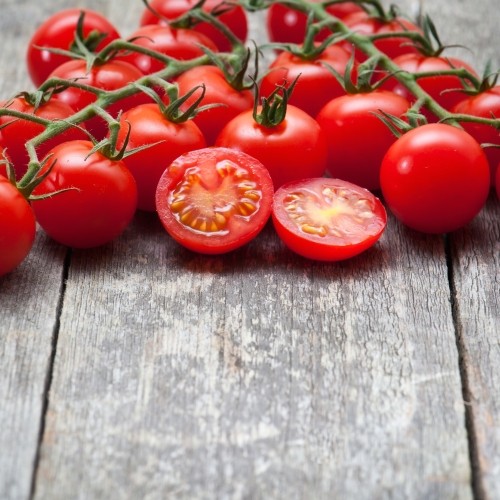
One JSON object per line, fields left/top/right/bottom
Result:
{"left": 272, "top": 178, "right": 387, "bottom": 261}
{"left": 155, "top": 148, "right": 274, "bottom": 254}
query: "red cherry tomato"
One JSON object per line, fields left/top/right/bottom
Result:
{"left": 0, "top": 176, "right": 36, "bottom": 277}
{"left": 267, "top": 1, "right": 364, "bottom": 44}
{"left": 383, "top": 53, "right": 478, "bottom": 121}
{"left": 139, "top": 0, "right": 248, "bottom": 52}
{"left": 116, "top": 24, "right": 217, "bottom": 75}
{"left": 272, "top": 177, "right": 387, "bottom": 261}
{"left": 32, "top": 140, "right": 137, "bottom": 248}
{"left": 155, "top": 147, "right": 273, "bottom": 254}
{"left": 174, "top": 65, "right": 254, "bottom": 146}
{"left": 316, "top": 90, "right": 410, "bottom": 191}
{"left": 48, "top": 59, "right": 150, "bottom": 140}
{"left": 451, "top": 86, "right": 500, "bottom": 186}
{"left": 26, "top": 8, "right": 121, "bottom": 87}
{"left": 380, "top": 123, "right": 490, "bottom": 233}
{"left": 0, "top": 96, "right": 87, "bottom": 180}
{"left": 115, "top": 103, "right": 206, "bottom": 212}
{"left": 259, "top": 44, "right": 355, "bottom": 118}
{"left": 215, "top": 105, "right": 328, "bottom": 190}
{"left": 343, "top": 12, "right": 422, "bottom": 61}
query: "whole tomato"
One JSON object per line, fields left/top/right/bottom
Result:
{"left": 343, "top": 11, "right": 423, "bottom": 61}
{"left": 380, "top": 123, "right": 490, "bottom": 233}
{"left": 267, "top": 1, "right": 364, "bottom": 44}
{"left": 116, "top": 24, "right": 217, "bottom": 75}
{"left": 451, "top": 86, "right": 500, "bottom": 186}
{"left": 0, "top": 176, "right": 36, "bottom": 277}
{"left": 383, "top": 53, "right": 478, "bottom": 121}
{"left": 139, "top": 0, "right": 248, "bottom": 52}
{"left": 48, "top": 59, "right": 150, "bottom": 140}
{"left": 259, "top": 44, "right": 355, "bottom": 118}
{"left": 0, "top": 95, "right": 87, "bottom": 180}
{"left": 215, "top": 104, "right": 328, "bottom": 190}
{"left": 26, "top": 8, "right": 121, "bottom": 87}
{"left": 32, "top": 140, "right": 137, "bottom": 248}
{"left": 115, "top": 103, "right": 206, "bottom": 212}
{"left": 174, "top": 65, "right": 254, "bottom": 145}
{"left": 316, "top": 90, "right": 410, "bottom": 191}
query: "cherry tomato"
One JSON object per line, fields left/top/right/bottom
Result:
{"left": 116, "top": 24, "right": 217, "bottom": 75}
{"left": 343, "top": 12, "right": 422, "bottom": 61}
{"left": 451, "top": 86, "right": 500, "bottom": 186}
{"left": 26, "top": 8, "right": 121, "bottom": 87}
{"left": 267, "top": 1, "right": 364, "bottom": 44}
{"left": 115, "top": 103, "right": 206, "bottom": 212}
{"left": 272, "top": 177, "right": 387, "bottom": 261}
{"left": 48, "top": 59, "right": 150, "bottom": 140}
{"left": 139, "top": 0, "right": 248, "bottom": 52}
{"left": 32, "top": 140, "right": 137, "bottom": 248}
{"left": 215, "top": 105, "right": 328, "bottom": 190}
{"left": 380, "top": 123, "right": 490, "bottom": 234}
{"left": 383, "top": 53, "right": 477, "bottom": 121}
{"left": 259, "top": 43, "right": 355, "bottom": 118}
{"left": 316, "top": 90, "right": 410, "bottom": 191}
{"left": 0, "top": 96, "right": 87, "bottom": 180}
{"left": 0, "top": 176, "right": 36, "bottom": 277}
{"left": 174, "top": 65, "right": 254, "bottom": 145}
{"left": 155, "top": 147, "right": 273, "bottom": 254}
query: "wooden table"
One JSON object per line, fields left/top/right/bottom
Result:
{"left": 1, "top": 1, "right": 499, "bottom": 499}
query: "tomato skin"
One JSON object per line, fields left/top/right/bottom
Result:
{"left": 48, "top": 59, "right": 150, "bottom": 140}
{"left": 383, "top": 53, "right": 477, "bottom": 121}
{"left": 215, "top": 105, "right": 328, "bottom": 190}
{"left": 115, "top": 103, "right": 206, "bottom": 212}
{"left": 380, "top": 124, "right": 490, "bottom": 234}
{"left": 343, "top": 12, "right": 422, "bottom": 61}
{"left": 174, "top": 65, "right": 254, "bottom": 146}
{"left": 272, "top": 178, "right": 387, "bottom": 261}
{"left": 32, "top": 140, "right": 137, "bottom": 248}
{"left": 316, "top": 90, "right": 410, "bottom": 191}
{"left": 26, "top": 8, "right": 121, "bottom": 87}
{"left": 267, "top": 1, "right": 364, "bottom": 44}
{"left": 155, "top": 147, "right": 274, "bottom": 255}
{"left": 451, "top": 86, "right": 500, "bottom": 186}
{"left": 0, "top": 96, "right": 87, "bottom": 180}
{"left": 0, "top": 176, "right": 36, "bottom": 277}
{"left": 139, "top": 0, "right": 248, "bottom": 52}
{"left": 259, "top": 44, "right": 354, "bottom": 118}
{"left": 116, "top": 24, "right": 217, "bottom": 75}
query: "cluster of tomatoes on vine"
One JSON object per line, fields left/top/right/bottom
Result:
{"left": 0, "top": 0, "right": 499, "bottom": 278}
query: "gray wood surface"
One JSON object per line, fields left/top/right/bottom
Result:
{"left": 0, "top": 1, "right": 498, "bottom": 499}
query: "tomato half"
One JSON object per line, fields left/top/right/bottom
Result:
{"left": 26, "top": 8, "right": 121, "bottom": 86}
{"left": 139, "top": 0, "right": 248, "bottom": 52}
{"left": 380, "top": 123, "right": 490, "bottom": 233}
{"left": 0, "top": 176, "right": 36, "bottom": 277}
{"left": 272, "top": 178, "right": 387, "bottom": 261}
{"left": 155, "top": 147, "right": 274, "bottom": 254}
{"left": 32, "top": 140, "right": 137, "bottom": 248}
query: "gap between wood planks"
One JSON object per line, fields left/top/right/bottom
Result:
{"left": 446, "top": 235, "right": 486, "bottom": 500}
{"left": 29, "top": 249, "right": 72, "bottom": 500}
{"left": 25, "top": 241, "right": 486, "bottom": 499}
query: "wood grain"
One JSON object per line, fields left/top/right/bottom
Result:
{"left": 0, "top": 1, "right": 498, "bottom": 500}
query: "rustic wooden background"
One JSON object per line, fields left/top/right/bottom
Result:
{"left": 0, "top": 1, "right": 499, "bottom": 499}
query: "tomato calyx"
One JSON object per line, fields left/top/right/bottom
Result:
{"left": 253, "top": 77, "right": 298, "bottom": 128}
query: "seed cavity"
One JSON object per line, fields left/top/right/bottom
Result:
{"left": 169, "top": 161, "right": 262, "bottom": 234}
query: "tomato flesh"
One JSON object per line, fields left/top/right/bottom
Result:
{"left": 272, "top": 178, "right": 387, "bottom": 261}
{"left": 156, "top": 148, "right": 273, "bottom": 254}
